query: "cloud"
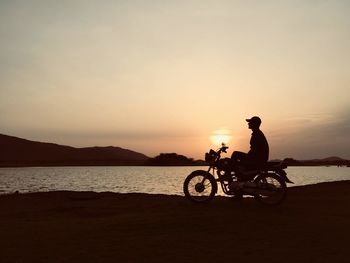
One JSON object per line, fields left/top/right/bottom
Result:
{"left": 270, "top": 110, "right": 350, "bottom": 159}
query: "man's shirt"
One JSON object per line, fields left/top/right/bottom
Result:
{"left": 248, "top": 129, "right": 269, "bottom": 166}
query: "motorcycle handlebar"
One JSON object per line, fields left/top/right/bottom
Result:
{"left": 220, "top": 146, "right": 229, "bottom": 153}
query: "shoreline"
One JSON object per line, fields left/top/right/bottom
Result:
{"left": 1, "top": 181, "right": 350, "bottom": 262}
{"left": 1, "top": 178, "right": 350, "bottom": 197}
{"left": 1, "top": 178, "right": 350, "bottom": 195}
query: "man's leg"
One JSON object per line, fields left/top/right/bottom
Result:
{"left": 230, "top": 152, "right": 247, "bottom": 200}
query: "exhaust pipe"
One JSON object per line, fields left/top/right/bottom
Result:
{"left": 229, "top": 181, "right": 277, "bottom": 195}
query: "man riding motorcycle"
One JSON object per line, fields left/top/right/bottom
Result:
{"left": 231, "top": 116, "right": 269, "bottom": 171}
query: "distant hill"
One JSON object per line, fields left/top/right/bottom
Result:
{"left": 310, "top": 156, "right": 345, "bottom": 162}
{"left": 283, "top": 157, "right": 350, "bottom": 166}
{"left": 145, "top": 153, "right": 206, "bottom": 166}
{"left": 1, "top": 133, "right": 349, "bottom": 167}
{"left": 0, "top": 134, "right": 149, "bottom": 167}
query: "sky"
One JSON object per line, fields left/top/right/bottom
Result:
{"left": 1, "top": 0, "right": 349, "bottom": 160}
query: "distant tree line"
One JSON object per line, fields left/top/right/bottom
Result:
{"left": 283, "top": 158, "right": 350, "bottom": 167}
{"left": 145, "top": 153, "right": 206, "bottom": 166}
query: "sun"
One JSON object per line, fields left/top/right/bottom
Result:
{"left": 210, "top": 129, "right": 232, "bottom": 146}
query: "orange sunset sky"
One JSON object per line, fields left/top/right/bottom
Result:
{"left": 1, "top": 1, "right": 349, "bottom": 159}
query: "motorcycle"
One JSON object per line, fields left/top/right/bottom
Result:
{"left": 183, "top": 144, "right": 293, "bottom": 205}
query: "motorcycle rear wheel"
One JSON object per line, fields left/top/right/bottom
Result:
{"left": 183, "top": 170, "right": 217, "bottom": 203}
{"left": 253, "top": 173, "right": 287, "bottom": 205}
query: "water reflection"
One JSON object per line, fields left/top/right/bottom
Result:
{"left": 0, "top": 166, "right": 349, "bottom": 195}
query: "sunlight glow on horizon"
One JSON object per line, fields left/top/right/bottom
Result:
{"left": 210, "top": 129, "right": 232, "bottom": 147}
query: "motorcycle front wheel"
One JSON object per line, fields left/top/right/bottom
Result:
{"left": 183, "top": 170, "right": 217, "bottom": 203}
{"left": 253, "top": 173, "right": 287, "bottom": 205}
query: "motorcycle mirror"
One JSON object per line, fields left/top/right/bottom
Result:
{"left": 221, "top": 142, "right": 226, "bottom": 147}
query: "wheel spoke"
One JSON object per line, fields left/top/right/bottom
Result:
{"left": 184, "top": 173, "right": 215, "bottom": 202}
{"left": 254, "top": 174, "right": 286, "bottom": 205}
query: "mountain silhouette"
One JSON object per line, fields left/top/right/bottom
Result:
{"left": 283, "top": 157, "right": 349, "bottom": 166}
{"left": 145, "top": 153, "right": 206, "bottom": 166}
{"left": 310, "top": 156, "right": 345, "bottom": 162}
{"left": 0, "top": 134, "right": 148, "bottom": 167}
{"left": 1, "top": 134, "right": 349, "bottom": 167}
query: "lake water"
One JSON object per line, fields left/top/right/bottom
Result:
{"left": 0, "top": 166, "right": 349, "bottom": 195}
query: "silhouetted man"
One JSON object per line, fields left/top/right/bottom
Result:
{"left": 231, "top": 116, "right": 269, "bottom": 171}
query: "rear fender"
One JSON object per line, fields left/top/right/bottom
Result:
{"left": 276, "top": 169, "right": 294, "bottom": 184}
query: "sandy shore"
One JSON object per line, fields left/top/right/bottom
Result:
{"left": 1, "top": 181, "right": 349, "bottom": 263}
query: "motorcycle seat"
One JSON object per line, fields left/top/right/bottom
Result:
{"left": 237, "top": 167, "right": 259, "bottom": 176}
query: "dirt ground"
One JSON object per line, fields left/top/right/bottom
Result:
{"left": 1, "top": 181, "right": 349, "bottom": 263}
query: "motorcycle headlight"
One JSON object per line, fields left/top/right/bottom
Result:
{"left": 205, "top": 149, "right": 216, "bottom": 162}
